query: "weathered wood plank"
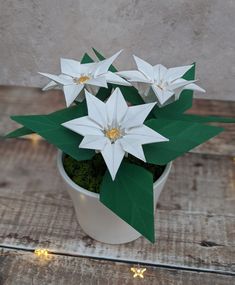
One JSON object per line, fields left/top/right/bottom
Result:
{"left": 0, "top": 248, "right": 234, "bottom": 285}
{"left": 189, "top": 99, "right": 235, "bottom": 118}
{"left": 1, "top": 86, "right": 234, "bottom": 155}
{"left": 0, "top": 86, "right": 64, "bottom": 136}
{"left": 0, "top": 140, "right": 234, "bottom": 273}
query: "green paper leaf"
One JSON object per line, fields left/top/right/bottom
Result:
{"left": 100, "top": 162, "right": 155, "bottom": 243}
{"left": 8, "top": 103, "right": 94, "bottom": 161}
{"left": 153, "top": 63, "right": 195, "bottom": 117}
{"left": 81, "top": 53, "right": 94, "bottom": 64}
{"left": 92, "top": 48, "right": 105, "bottom": 60}
{"left": 96, "top": 86, "right": 112, "bottom": 101}
{"left": 182, "top": 62, "right": 196, "bottom": 81}
{"left": 92, "top": 47, "right": 117, "bottom": 72}
{"left": 5, "top": 126, "right": 34, "bottom": 138}
{"left": 42, "top": 101, "right": 88, "bottom": 123}
{"left": 119, "top": 86, "right": 145, "bottom": 106}
{"left": 144, "top": 118, "right": 224, "bottom": 165}
{"left": 5, "top": 105, "right": 89, "bottom": 138}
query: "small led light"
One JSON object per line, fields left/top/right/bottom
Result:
{"left": 25, "top": 134, "right": 42, "bottom": 145}
{"left": 131, "top": 267, "right": 146, "bottom": 278}
{"left": 34, "top": 248, "right": 49, "bottom": 257}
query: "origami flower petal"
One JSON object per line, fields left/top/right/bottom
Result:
{"left": 106, "top": 88, "right": 128, "bottom": 126}
{"left": 39, "top": 72, "right": 73, "bottom": 85}
{"left": 62, "top": 116, "right": 104, "bottom": 136}
{"left": 85, "top": 90, "right": 107, "bottom": 128}
{"left": 117, "top": 70, "right": 150, "bottom": 83}
{"left": 174, "top": 88, "right": 184, "bottom": 101}
{"left": 133, "top": 55, "right": 154, "bottom": 80}
{"left": 63, "top": 84, "right": 84, "bottom": 107}
{"left": 101, "top": 140, "right": 125, "bottom": 180}
{"left": 151, "top": 85, "right": 174, "bottom": 105}
{"left": 42, "top": 80, "right": 57, "bottom": 91}
{"left": 60, "top": 58, "right": 81, "bottom": 77}
{"left": 153, "top": 64, "right": 167, "bottom": 82}
{"left": 120, "top": 137, "right": 146, "bottom": 162}
{"left": 122, "top": 102, "right": 156, "bottom": 128}
{"left": 79, "top": 135, "right": 109, "bottom": 150}
{"left": 165, "top": 65, "right": 193, "bottom": 81}
{"left": 126, "top": 125, "right": 169, "bottom": 145}
{"left": 94, "top": 50, "right": 123, "bottom": 76}
{"left": 87, "top": 77, "right": 108, "bottom": 88}
{"left": 80, "top": 62, "right": 97, "bottom": 75}
{"left": 42, "top": 74, "right": 76, "bottom": 91}
{"left": 104, "top": 71, "right": 131, "bottom": 86}
{"left": 183, "top": 83, "right": 206, "bottom": 93}
{"left": 170, "top": 78, "right": 196, "bottom": 90}
{"left": 174, "top": 82, "right": 206, "bottom": 101}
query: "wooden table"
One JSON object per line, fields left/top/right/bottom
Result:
{"left": 0, "top": 86, "right": 234, "bottom": 285}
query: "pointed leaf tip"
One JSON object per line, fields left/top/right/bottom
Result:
{"left": 100, "top": 162, "right": 155, "bottom": 242}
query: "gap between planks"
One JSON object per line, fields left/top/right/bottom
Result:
{"left": 1, "top": 244, "right": 235, "bottom": 277}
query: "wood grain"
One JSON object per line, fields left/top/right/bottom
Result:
{"left": 1, "top": 86, "right": 235, "bottom": 282}
{"left": 0, "top": 248, "right": 234, "bottom": 285}
{"left": 0, "top": 140, "right": 234, "bottom": 273}
{"left": 1, "top": 86, "right": 234, "bottom": 156}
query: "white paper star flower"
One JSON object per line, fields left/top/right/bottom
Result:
{"left": 117, "top": 55, "right": 205, "bottom": 106}
{"left": 62, "top": 88, "right": 169, "bottom": 180}
{"left": 39, "top": 50, "right": 130, "bottom": 107}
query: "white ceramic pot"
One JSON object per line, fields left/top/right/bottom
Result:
{"left": 57, "top": 151, "right": 172, "bottom": 244}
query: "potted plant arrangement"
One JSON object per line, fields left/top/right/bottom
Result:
{"left": 6, "top": 49, "right": 234, "bottom": 244}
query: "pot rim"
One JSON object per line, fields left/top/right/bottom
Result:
{"left": 57, "top": 150, "right": 172, "bottom": 198}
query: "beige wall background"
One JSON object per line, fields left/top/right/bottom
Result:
{"left": 0, "top": 0, "right": 234, "bottom": 101}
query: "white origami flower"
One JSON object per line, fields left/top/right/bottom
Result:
{"left": 39, "top": 50, "right": 130, "bottom": 107}
{"left": 62, "top": 88, "right": 169, "bottom": 180}
{"left": 117, "top": 56, "right": 205, "bottom": 106}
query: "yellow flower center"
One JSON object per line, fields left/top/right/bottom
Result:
{"left": 74, "top": 75, "right": 90, "bottom": 84}
{"left": 105, "top": 128, "right": 121, "bottom": 141}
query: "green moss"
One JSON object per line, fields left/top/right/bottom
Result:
{"left": 63, "top": 153, "right": 166, "bottom": 193}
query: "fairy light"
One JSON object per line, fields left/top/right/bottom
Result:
{"left": 25, "top": 134, "right": 42, "bottom": 145}
{"left": 1, "top": 250, "right": 147, "bottom": 277}
{"left": 131, "top": 267, "right": 146, "bottom": 278}
{"left": 34, "top": 248, "right": 49, "bottom": 258}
